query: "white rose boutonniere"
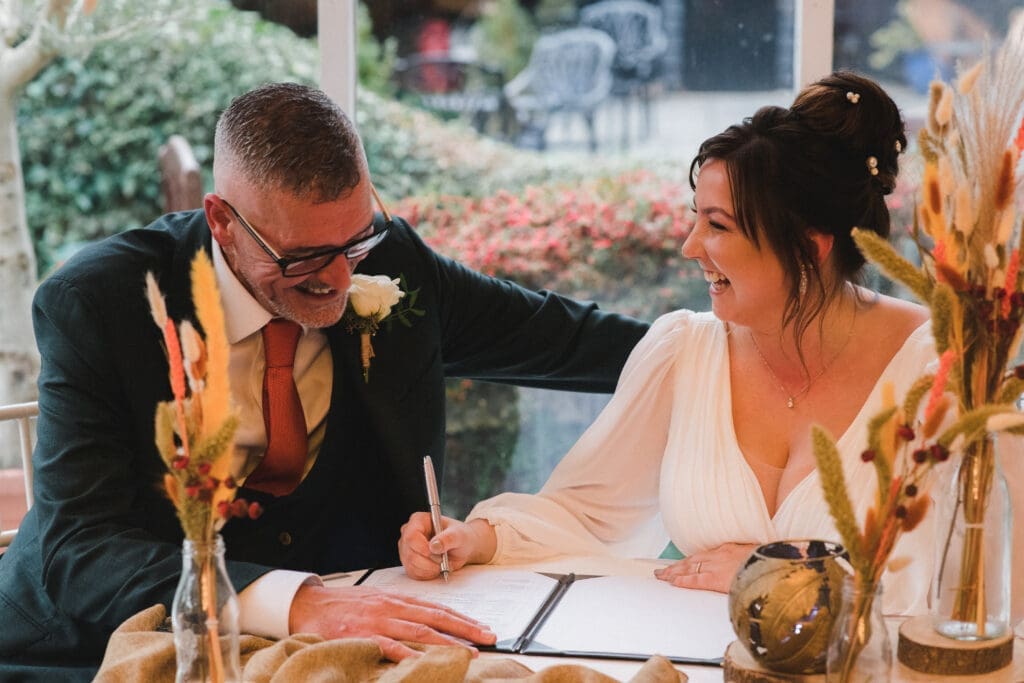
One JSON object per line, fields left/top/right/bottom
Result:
{"left": 342, "top": 274, "right": 424, "bottom": 382}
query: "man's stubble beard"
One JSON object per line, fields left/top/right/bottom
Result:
{"left": 244, "top": 271, "right": 349, "bottom": 330}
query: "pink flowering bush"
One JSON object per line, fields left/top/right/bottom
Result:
{"left": 397, "top": 167, "right": 704, "bottom": 321}
{"left": 887, "top": 147, "right": 922, "bottom": 241}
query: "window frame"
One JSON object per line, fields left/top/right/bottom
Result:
{"left": 319, "top": 1, "right": 838, "bottom": 111}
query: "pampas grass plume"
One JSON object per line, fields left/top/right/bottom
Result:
{"left": 852, "top": 228, "right": 932, "bottom": 302}
{"left": 191, "top": 251, "right": 232, "bottom": 439}
{"left": 145, "top": 272, "right": 168, "bottom": 329}
{"left": 812, "top": 425, "right": 865, "bottom": 572}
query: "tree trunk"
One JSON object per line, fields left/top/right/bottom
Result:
{"left": 0, "top": 2, "right": 77, "bottom": 413}
{"left": 0, "top": 93, "right": 39, "bottom": 408}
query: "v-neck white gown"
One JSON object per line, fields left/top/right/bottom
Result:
{"left": 469, "top": 310, "right": 939, "bottom": 615}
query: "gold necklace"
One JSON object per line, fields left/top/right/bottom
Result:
{"left": 748, "top": 311, "right": 856, "bottom": 409}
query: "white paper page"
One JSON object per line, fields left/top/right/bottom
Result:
{"left": 529, "top": 575, "right": 732, "bottom": 661}
{"left": 321, "top": 570, "right": 369, "bottom": 588}
{"left": 361, "top": 565, "right": 558, "bottom": 644}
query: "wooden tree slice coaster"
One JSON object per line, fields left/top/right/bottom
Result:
{"left": 897, "top": 615, "right": 1013, "bottom": 675}
{"left": 723, "top": 641, "right": 825, "bottom": 683}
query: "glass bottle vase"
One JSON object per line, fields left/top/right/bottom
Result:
{"left": 826, "top": 576, "right": 891, "bottom": 682}
{"left": 931, "top": 434, "right": 1012, "bottom": 640}
{"left": 171, "top": 535, "right": 241, "bottom": 683}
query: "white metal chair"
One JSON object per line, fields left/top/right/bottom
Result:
{"left": 504, "top": 27, "right": 616, "bottom": 152}
{"left": 580, "top": 0, "right": 669, "bottom": 146}
{"left": 0, "top": 401, "right": 38, "bottom": 548}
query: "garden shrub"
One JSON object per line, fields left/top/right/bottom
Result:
{"left": 397, "top": 165, "right": 705, "bottom": 321}
{"left": 18, "top": 0, "right": 401, "bottom": 274}
{"left": 470, "top": 0, "right": 537, "bottom": 81}
{"left": 18, "top": 0, "right": 570, "bottom": 274}
{"left": 18, "top": 0, "right": 320, "bottom": 272}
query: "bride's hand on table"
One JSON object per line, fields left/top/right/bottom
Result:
{"left": 398, "top": 513, "right": 497, "bottom": 580}
{"left": 654, "top": 542, "right": 759, "bottom": 593}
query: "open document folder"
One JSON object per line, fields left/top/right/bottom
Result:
{"left": 359, "top": 565, "right": 733, "bottom": 665}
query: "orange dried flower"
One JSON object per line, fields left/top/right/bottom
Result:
{"left": 925, "top": 164, "right": 943, "bottom": 217}
{"left": 901, "top": 496, "right": 931, "bottom": 532}
{"left": 994, "top": 149, "right": 1015, "bottom": 211}
{"left": 1003, "top": 250, "right": 1020, "bottom": 317}
{"left": 935, "top": 263, "right": 970, "bottom": 291}
{"left": 925, "top": 349, "right": 956, "bottom": 421}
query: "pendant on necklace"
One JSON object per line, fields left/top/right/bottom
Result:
{"left": 787, "top": 397, "right": 795, "bottom": 409}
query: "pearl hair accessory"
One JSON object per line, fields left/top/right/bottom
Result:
{"left": 895, "top": 140, "right": 902, "bottom": 153}
{"left": 866, "top": 156, "right": 879, "bottom": 176}
{"left": 846, "top": 91, "right": 860, "bottom": 103}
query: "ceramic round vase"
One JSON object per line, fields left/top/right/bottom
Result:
{"left": 728, "top": 539, "right": 849, "bottom": 675}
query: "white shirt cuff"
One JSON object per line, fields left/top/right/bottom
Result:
{"left": 237, "top": 569, "right": 322, "bottom": 639}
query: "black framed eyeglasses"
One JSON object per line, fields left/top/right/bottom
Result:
{"left": 222, "top": 185, "right": 392, "bottom": 277}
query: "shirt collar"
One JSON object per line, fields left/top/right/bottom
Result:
{"left": 213, "top": 242, "right": 273, "bottom": 344}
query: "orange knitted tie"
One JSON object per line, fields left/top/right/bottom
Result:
{"left": 246, "top": 318, "right": 307, "bottom": 496}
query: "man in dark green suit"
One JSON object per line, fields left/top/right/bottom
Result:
{"left": 0, "top": 83, "right": 648, "bottom": 679}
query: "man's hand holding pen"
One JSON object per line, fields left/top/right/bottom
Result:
{"left": 398, "top": 514, "right": 498, "bottom": 581}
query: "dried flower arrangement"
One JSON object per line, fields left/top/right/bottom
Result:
{"left": 147, "top": 251, "right": 261, "bottom": 539}
{"left": 813, "top": 376, "right": 951, "bottom": 679}
{"left": 146, "top": 250, "right": 260, "bottom": 682}
{"left": 813, "top": 22, "right": 1024, "bottom": 672}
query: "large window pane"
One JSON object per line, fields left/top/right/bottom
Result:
{"left": 833, "top": 0, "right": 1023, "bottom": 298}
{"left": 363, "top": 0, "right": 800, "bottom": 516}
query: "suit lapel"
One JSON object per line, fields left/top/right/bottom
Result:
{"left": 164, "top": 214, "right": 215, "bottom": 327}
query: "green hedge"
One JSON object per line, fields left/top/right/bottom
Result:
{"left": 17, "top": 0, "right": 577, "bottom": 274}
{"left": 18, "top": 1, "right": 321, "bottom": 272}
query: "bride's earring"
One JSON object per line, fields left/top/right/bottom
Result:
{"left": 799, "top": 264, "right": 808, "bottom": 299}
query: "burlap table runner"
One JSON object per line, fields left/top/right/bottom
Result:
{"left": 94, "top": 605, "right": 688, "bottom": 682}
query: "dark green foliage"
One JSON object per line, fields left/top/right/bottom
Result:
{"left": 356, "top": 2, "right": 398, "bottom": 96}
{"left": 442, "top": 381, "right": 520, "bottom": 519}
{"left": 19, "top": 2, "right": 320, "bottom": 273}
{"left": 471, "top": 0, "right": 538, "bottom": 80}
{"left": 18, "top": 0, "right": 401, "bottom": 275}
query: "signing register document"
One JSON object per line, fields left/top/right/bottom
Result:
{"left": 349, "top": 565, "right": 734, "bottom": 665}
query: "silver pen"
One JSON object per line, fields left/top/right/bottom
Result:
{"left": 422, "top": 455, "right": 451, "bottom": 582}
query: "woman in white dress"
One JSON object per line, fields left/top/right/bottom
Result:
{"left": 399, "top": 72, "right": 935, "bottom": 614}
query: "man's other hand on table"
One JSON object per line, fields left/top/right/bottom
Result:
{"left": 289, "top": 584, "right": 496, "bottom": 661}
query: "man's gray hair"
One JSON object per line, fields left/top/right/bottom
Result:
{"left": 214, "top": 82, "right": 364, "bottom": 202}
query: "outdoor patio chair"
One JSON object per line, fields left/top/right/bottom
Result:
{"left": 159, "top": 135, "right": 203, "bottom": 213}
{"left": 0, "top": 401, "right": 37, "bottom": 548}
{"left": 580, "top": 0, "right": 668, "bottom": 147}
{"left": 393, "top": 53, "right": 510, "bottom": 137}
{"left": 504, "top": 27, "right": 616, "bottom": 152}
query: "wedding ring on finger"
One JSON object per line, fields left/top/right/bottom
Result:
{"left": 695, "top": 560, "right": 703, "bottom": 574}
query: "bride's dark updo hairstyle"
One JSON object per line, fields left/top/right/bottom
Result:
{"left": 689, "top": 71, "right": 907, "bottom": 343}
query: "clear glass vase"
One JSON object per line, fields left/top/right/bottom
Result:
{"left": 931, "top": 434, "right": 1012, "bottom": 640}
{"left": 826, "top": 576, "right": 891, "bottom": 682}
{"left": 172, "top": 535, "right": 241, "bottom": 683}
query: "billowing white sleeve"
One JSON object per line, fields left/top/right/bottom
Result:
{"left": 468, "top": 311, "right": 693, "bottom": 564}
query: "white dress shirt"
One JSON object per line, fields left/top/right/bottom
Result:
{"left": 212, "top": 244, "right": 332, "bottom": 639}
